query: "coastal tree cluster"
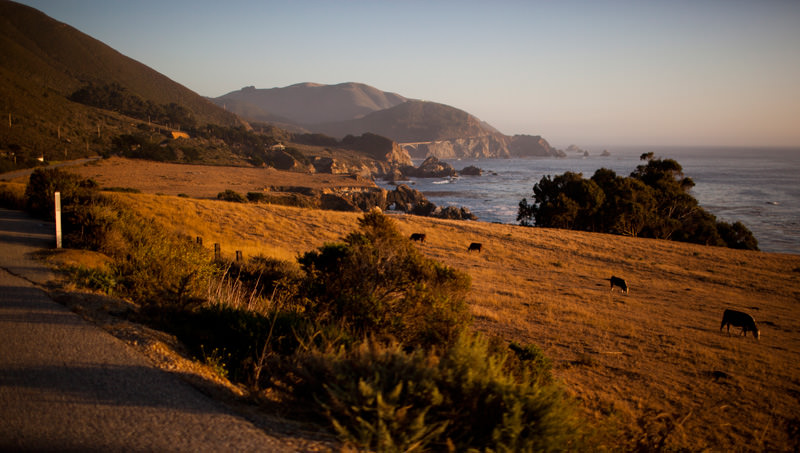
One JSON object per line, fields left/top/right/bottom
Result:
{"left": 517, "top": 153, "right": 758, "bottom": 250}
{"left": 69, "top": 83, "right": 197, "bottom": 131}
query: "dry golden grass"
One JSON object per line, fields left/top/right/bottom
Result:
{"left": 112, "top": 192, "right": 800, "bottom": 451}
{"left": 39, "top": 159, "right": 799, "bottom": 449}
{"left": 61, "top": 157, "right": 376, "bottom": 198}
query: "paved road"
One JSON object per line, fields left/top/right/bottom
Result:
{"left": 0, "top": 208, "right": 299, "bottom": 452}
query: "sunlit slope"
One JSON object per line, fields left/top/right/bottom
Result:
{"left": 116, "top": 192, "right": 800, "bottom": 450}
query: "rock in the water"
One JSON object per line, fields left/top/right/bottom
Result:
{"left": 459, "top": 165, "right": 482, "bottom": 176}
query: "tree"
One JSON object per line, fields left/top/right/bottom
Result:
{"left": 518, "top": 172, "right": 604, "bottom": 231}
{"left": 591, "top": 170, "right": 657, "bottom": 237}
{"left": 717, "top": 220, "right": 759, "bottom": 250}
{"left": 517, "top": 155, "right": 759, "bottom": 250}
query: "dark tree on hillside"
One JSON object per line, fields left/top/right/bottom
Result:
{"left": 517, "top": 172, "right": 604, "bottom": 231}
{"left": 591, "top": 169, "right": 657, "bottom": 237}
{"left": 517, "top": 154, "right": 758, "bottom": 250}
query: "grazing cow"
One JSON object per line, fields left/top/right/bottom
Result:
{"left": 410, "top": 233, "right": 426, "bottom": 243}
{"left": 720, "top": 309, "right": 760, "bottom": 339}
{"left": 467, "top": 242, "right": 482, "bottom": 253}
{"left": 609, "top": 276, "right": 628, "bottom": 294}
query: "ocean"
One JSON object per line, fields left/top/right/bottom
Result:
{"left": 377, "top": 147, "right": 800, "bottom": 255}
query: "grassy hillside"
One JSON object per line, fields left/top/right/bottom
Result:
{"left": 314, "top": 99, "right": 495, "bottom": 142}
{"left": 0, "top": 1, "right": 242, "bottom": 167}
{"left": 110, "top": 190, "right": 800, "bottom": 451}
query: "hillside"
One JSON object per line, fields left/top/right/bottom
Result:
{"left": 107, "top": 190, "right": 800, "bottom": 451}
{"left": 313, "top": 99, "right": 492, "bottom": 142}
{"left": 215, "top": 82, "right": 407, "bottom": 125}
{"left": 0, "top": 2, "right": 418, "bottom": 177}
{"left": 0, "top": 0, "right": 244, "bottom": 167}
{"left": 214, "top": 83, "right": 563, "bottom": 159}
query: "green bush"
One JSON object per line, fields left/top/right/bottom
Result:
{"left": 225, "top": 255, "right": 303, "bottom": 302}
{"left": 217, "top": 189, "right": 246, "bottom": 203}
{"left": 0, "top": 182, "right": 26, "bottom": 210}
{"left": 298, "top": 211, "right": 471, "bottom": 349}
{"left": 246, "top": 191, "right": 267, "bottom": 202}
{"left": 288, "top": 333, "right": 586, "bottom": 452}
{"left": 24, "top": 168, "right": 97, "bottom": 220}
{"left": 108, "top": 212, "right": 216, "bottom": 313}
{"left": 64, "top": 265, "right": 117, "bottom": 295}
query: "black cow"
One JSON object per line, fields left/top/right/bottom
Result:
{"left": 467, "top": 242, "right": 482, "bottom": 253}
{"left": 720, "top": 309, "right": 760, "bottom": 339}
{"left": 410, "top": 233, "right": 426, "bottom": 243}
{"left": 609, "top": 276, "right": 628, "bottom": 294}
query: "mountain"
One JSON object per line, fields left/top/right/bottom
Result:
{"left": 215, "top": 83, "right": 407, "bottom": 125}
{"left": 215, "top": 83, "right": 561, "bottom": 159}
{"left": 0, "top": 0, "right": 242, "bottom": 167}
{"left": 313, "top": 100, "right": 492, "bottom": 142}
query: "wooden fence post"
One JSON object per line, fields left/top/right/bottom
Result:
{"left": 214, "top": 243, "right": 221, "bottom": 261}
{"left": 54, "top": 191, "right": 62, "bottom": 249}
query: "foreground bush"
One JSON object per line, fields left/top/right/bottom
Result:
{"left": 24, "top": 168, "right": 217, "bottom": 312}
{"left": 288, "top": 334, "right": 586, "bottom": 452}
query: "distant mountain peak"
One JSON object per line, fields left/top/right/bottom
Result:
{"left": 213, "top": 81, "right": 559, "bottom": 159}
{"left": 214, "top": 82, "right": 407, "bottom": 125}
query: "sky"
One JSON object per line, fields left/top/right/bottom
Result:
{"left": 16, "top": 0, "right": 800, "bottom": 149}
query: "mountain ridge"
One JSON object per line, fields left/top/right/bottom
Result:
{"left": 215, "top": 82, "right": 407, "bottom": 125}
{"left": 215, "top": 83, "right": 561, "bottom": 159}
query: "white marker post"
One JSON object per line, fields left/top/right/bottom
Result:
{"left": 54, "top": 191, "right": 62, "bottom": 249}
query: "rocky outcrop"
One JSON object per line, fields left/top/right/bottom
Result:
{"left": 264, "top": 150, "right": 315, "bottom": 172}
{"left": 460, "top": 165, "right": 482, "bottom": 176}
{"left": 387, "top": 184, "right": 427, "bottom": 212}
{"left": 401, "top": 133, "right": 561, "bottom": 159}
{"left": 436, "top": 206, "right": 477, "bottom": 220}
{"left": 311, "top": 157, "right": 374, "bottom": 177}
{"left": 401, "top": 156, "right": 456, "bottom": 178}
{"left": 386, "top": 184, "right": 476, "bottom": 220}
{"left": 509, "top": 135, "right": 560, "bottom": 157}
{"left": 320, "top": 187, "right": 388, "bottom": 212}
{"left": 341, "top": 133, "right": 412, "bottom": 166}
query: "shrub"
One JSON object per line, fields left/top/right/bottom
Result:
{"left": 108, "top": 211, "right": 217, "bottom": 313}
{"left": 0, "top": 182, "right": 26, "bottom": 210}
{"left": 63, "top": 265, "right": 117, "bottom": 295}
{"left": 298, "top": 210, "right": 471, "bottom": 349}
{"left": 288, "top": 333, "right": 586, "bottom": 452}
{"left": 246, "top": 191, "right": 267, "bottom": 203}
{"left": 226, "top": 256, "right": 303, "bottom": 303}
{"left": 24, "top": 168, "right": 97, "bottom": 220}
{"left": 217, "top": 189, "right": 246, "bottom": 203}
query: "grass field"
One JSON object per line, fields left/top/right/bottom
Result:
{"left": 110, "top": 190, "right": 800, "bottom": 451}
{"left": 25, "top": 159, "right": 800, "bottom": 450}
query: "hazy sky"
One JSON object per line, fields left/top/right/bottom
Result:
{"left": 16, "top": 0, "right": 800, "bottom": 148}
